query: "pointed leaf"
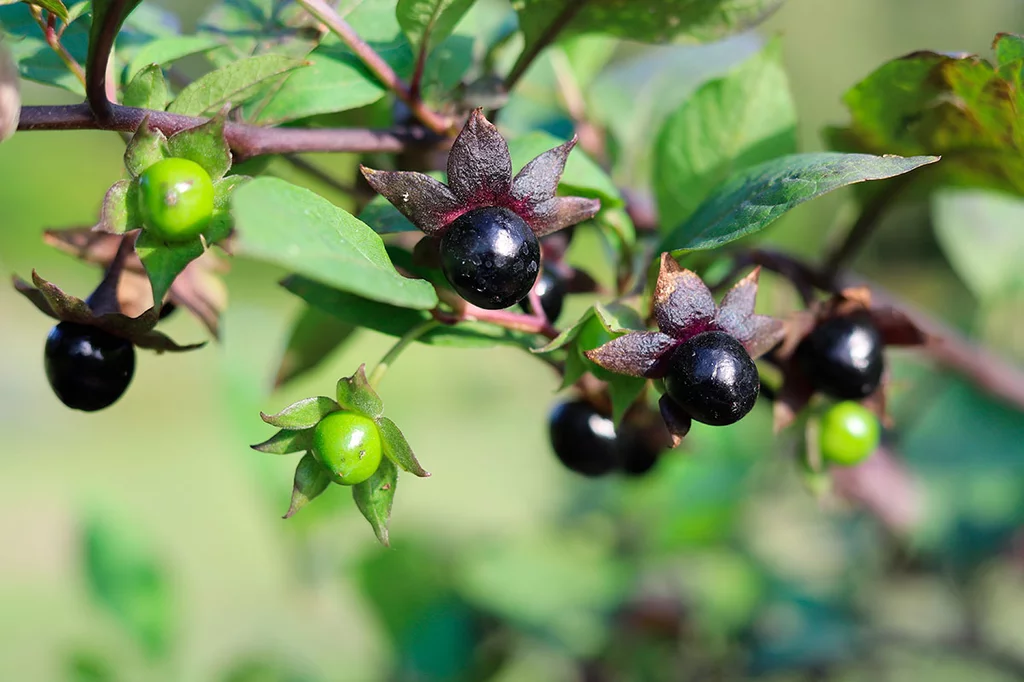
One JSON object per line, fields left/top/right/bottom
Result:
{"left": 261, "top": 396, "right": 339, "bottom": 430}
{"left": 126, "top": 34, "right": 223, "bottom": 83}
{"left": 658, "top": 395, "right": 693, "bottom": 448}
{"left": 27, "top": 0, "right": 69, "bottom": 21}
{"left": 232, "top": 178, "right": 438, "bottom": 310}
{"left": 397, "top": 0, "right": 475, "bottom": 56}
{"left": 122, "top": 64, "right": 168, "bottom": 111}
{"left": 376, "top": 415, "right": 429, "bottom": 477}
{"left": 660, "top": 153, "right": 940, "bottom": 253}
{"left": 166, "top": 54, "right": 307, "bottom": 117}
{"left": 97, "top": 180, "right": 141, "bottom": 234}
{"left": 275, "top": 306, "right": 357, "bottom": 388}
{"left": 250, "top": 428, "right": 313, "bottom": 455}
{"left": 508, "top": 131, "right": 621, "bottom": 206}
{"left": 167, "top": 114, "right": 231, "bottom": 181}
{"left": 134, "top": 230, "right": 204, "bottom": 308}
{"left": 532, "top": 307, "right": 593, "bottom": 354}
{"left": 132, "top": 329, "right": 206, "bottom": 353}
{"left": 124, "top": 117, "right": 169, "bottom": 177}
{"left": 530, "top": 196, "right": 602, "bottom": 237}
{"left": 447, "top": 108, "right": 512, "bottom": 204}
{"left": 336, "top": 365, "right": 384, "bottom": 420}
{"left": 511, "top": 136, "right": 576, "bottom": 204}
{"left": 284, "top": 452, "right": 331, "bottom": 519}
{"left": 653, "top": 253, "right": 716, "bottom": 337}
{"left": 994, "top": 33, "right": 1024, "bottom": 68}
{"left": 359, "top": 167, "right": 463, "bottom": 236}
{"left": 585, "top": 331, "right": 677, "bottom": 379}
{"left": 12, "top": 274, "right": 58, "bottom": 318}
{"left": 353, "top": 456, "right": 398, "bottom": 546}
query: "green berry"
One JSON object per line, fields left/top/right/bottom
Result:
{"left": 137, "top": 158, "right": 215, "bottom": 242}
{"left": 311, "top": 412, "right": 383, "bottom": 485}
{"left": 818, "top": 401, "right": 880, "bottom": 466}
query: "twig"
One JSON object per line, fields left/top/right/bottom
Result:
{"left": 295, "top": 0, "right": 453, "bottom": 136}
{"left": 29, "top": 7, "right": 86, "bottom": 89}
{"left": 459, "top": 302, "right": 559, "bottom": 339}
{"left": 504, "top": 0, "right": 588, "bottom": 91}
{"left": 17, "top": 103, "right": 438, "bottom": 159}
{"left": 84, "top": 0, "right": 131, "bottom": 122}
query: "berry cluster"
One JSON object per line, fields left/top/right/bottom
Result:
{"left": 548, "top": 400, "right": 662, "bottom": 477}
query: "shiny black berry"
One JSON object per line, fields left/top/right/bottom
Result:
{"left": 620, "top": 438, "right": 660, "bottom": 477}
{"left": 548, "top": 400, "right": 620, "bottom": 477}
{"left": 518, "top": 267, "right": 567, "bottom": 322}
{"left": 44, "top": 322, "right": 135, "bottom": 411}
{"left": 440, "top": 206, "right": 540, "bottom": 309}
{"left": 795, "top": 312, "right": 884, "bottom": 399}
{"left": 663, "top": 331, "right": 759, "bottom": 426}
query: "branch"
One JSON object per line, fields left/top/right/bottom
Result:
{"left": 295, "top": 0, "right": 453, "bottom": 136}
{"left": 504, "top": 0, "right": 587, "bottom": 91}
{"left": 17, "top": 103, "right": 438, "bottom": 159}
{"left": 84, "top": 0, "right": 132, "bottom": 122}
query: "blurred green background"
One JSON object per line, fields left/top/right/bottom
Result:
{"left": 2, "top": 1, "right": 1024, "bottom": 681}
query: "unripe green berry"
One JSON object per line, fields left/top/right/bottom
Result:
{"left": 818, "top": 401, "right": 880, "bottom": 466}
{"left": 311, "top": 411, "right": 383, "bottom": 485}
{"left": 137, "top": 158, "right": 215, "bottom": 243}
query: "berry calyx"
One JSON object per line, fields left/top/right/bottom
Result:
{"left": 663, "top": 331, "right": 759, "bottom": 426}
{"left": 311, "top": 411, "right": 383, "bottom": 486}
{"left": 44, "top": 322, "right": 135, "bottom": 411}
{"left": 519, "top": 267, "right": 567, "bottom": 322}
{"left": 796, "top": 312, "right": 884, "bottom": 399}
{"left": 137, "top": 158, "right": 215, "bottom": 243}
{"left": 439, "top": 206, "right": 540, "bottom": 309}
{"left": 548, "top": 400, "right": 620, "bottom": 477}
{"left": 818, "top": 401, "right": 880, "bottom": 466}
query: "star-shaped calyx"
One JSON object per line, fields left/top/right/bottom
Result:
{"left": 772, "top": 287, "right": 929, "bottom": 432}
{"left": 585, "top": 253, "right": 785, "bottom": 445}
{"left": 360, "top": 108, "right": 600, "bottom": 309}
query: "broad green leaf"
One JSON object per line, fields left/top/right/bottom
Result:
{"left": 508, "top": 131, "right": 622, "bottom": 207}
{"left": 274, "top": 306, "right": 357, "bottom": 388}
{"left": 82, "top": 515, "right": 173, "bottom": 658}
{"left": 336, "top": 365, "right": 384, "bottom": 420}
{"left": 353, "top": 456, "right": 398, "bottom": 546}
{"left": 166, "top": 114, "right": 232, "bottom": 180}
{"left": 87, "top": 1, "right": 145, "bottom": 92}
{"left": 123, "top": 118, "right": 169, "bottom": 177}
{"left": 512, "top": 0, "right": 783, "bottom": 51}
{"left": 284, "top": 452, "right": 331, "bottom": 519}
{"left": 232, "top": 178, "right": 438, "bottom": 310}
{"left": 260, "top": 396, "right": 339, "bottom": 430}
{"left": 167, "top": 54, "right": 307, "bottom": 116}
{"left": 659, "top": 152, "right": 940, "bottom": 253}
{"left": 1, "top": 3, "right": 89, "bottom": 94}
{"left": 282, "top": 275, "right": 535, "bottom": 349}
{"left": 250, "top": 428, "right": 314, "bottom": 455}
{"left": 993, "top": 32, "right": 1024, "bottom": 69}
{"left": 122, "top": 64, "right": 168, "bottom": 110}
{"left": 135, "top": 230, "right": 204, "bottom": 307}
{"left": 932, "top": 188, "right": 1024, "bottom": 300}
{"left": 829, "top": 50, "right": 1024, "bottom": 195}
{"left": 397, "top": 0, "right": 475, "bottom": 57}
{"left": 654, "top": 40, "right": 796, "bottom": 230}
{"left": 126, "top": 34, "right": 222, "bottom": 83}
{"left": 376, "top": 415, "right": 429, "bottom": 477}
{"left": 21, "top": 0, "right": 69, "bottom": 21}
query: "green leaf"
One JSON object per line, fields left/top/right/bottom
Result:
{"left": 205, "top": 175, "right": 247, "bottom": 244}
{"left": 123, "top": 118, "right": 169, "bottom": 177}
{"left": 167, "top": 54, "right": 307, "bottom": 117}
{"left": 284, "top": 452, "right": 332, "bottom": 519}
{"left": 232, "top": 178, "right": 438, "bottom": 310}
{"left": 166, "top": 114, "right": 232, "bottom": 181}
{"left": 25, "top": 0, "right": 69, "bottom": 21}
{"left": 376, "top": 415, "right": 429, "bottom": 477}
{"left": 932, "top": 188, "right": 1024, "bottom": 300}
{"left": 653, "top": 40, "right": 796, "bottom": 230}
{"left": 135, "top": 230, "right": 204, "bottom": 308}
{"left": 1, "top": 3, "right": 89, "bottom": 94}
{"left": 660, "top": 152, "right": 940, "bottom": 253}
{"left": 353, "top": 456, "right": 398, "bottom": 546}
{"left": 828, "top": 50, "right": 1024, "bottom": 195}
{"left": 512, "top": 0, "right": 783, "bottom": 50}
{"left": 282, "top": 275, "right": 535, "bottom": 349}
{"left": 87, "top": 1, "right": 145, "bottom": 93}
{"left": 96, "top": 180, "right": 138, "bottom": 233}
{"left": 250, "top": 428, "right": 313, "bottom": 455}
{"left": 607, "top": 374, "right": 646, "bottom": 425}
{"left": 397, "top": 0, "right": 475, "bottom": 57}
{"left": 507, "top": 131, "right": 622, "bottom": 207}
{"left": 336, "top": 365, "right": 384, "bottom": 420}
{"left": 260, "top": 396, "right": 339, "bottom": 430}
{"left": 82, "top": 514, "right": 173, "bottom": 658}
{"left": 993, "top": 33, "right": 1024, "bottom": 68}
{"left": 126, "top": 34, "right": 223, "bottom": 83}
{"left": 274, "top": 306, "right": 357, "bottom": 388}
{"left": 122, "top": 64, "right": 168, "bottom": 110}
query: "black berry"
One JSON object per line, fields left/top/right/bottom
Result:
{"left": 518, "top": 267, "right": 567, "bottom": 322}
{"left": 663, "top": 331, "right": 759, "bottom": 426}
{"left": 548, "top": 400, "right": 620, "bottom": 477}
{"left": 440, "top": 206, "right": 540, "bottom": 309}
{"left": 795, "top": 312, "right": 884, "bottom": 399}
{"left": 44, "top": 322, "right": 135, "bottom": 411}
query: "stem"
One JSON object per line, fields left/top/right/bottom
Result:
{"left": 17, "top": 103, "right": 438, "bottom": 159}
{"left": 295, "top": 0, "right": 453, "bottom": 136}
{"left": 368, "top": 320, "right": 440, "bottom": 388}
{"left": 30, "top": 7, "right": 86, "bottom": 90}
{"left": 460, "top": 303, "right": 559, "bottom": 339}
{"left": 84, "top": 0, "right": 131, "bottom": 122}
{"left": 504, "top": 0, "right": 588, "bottom": 92}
